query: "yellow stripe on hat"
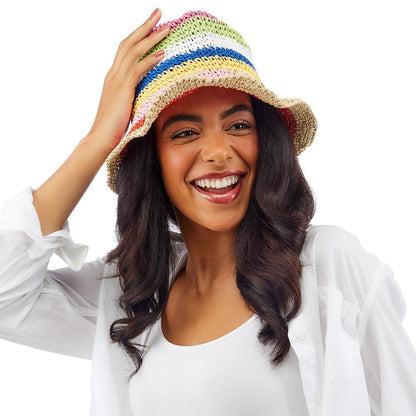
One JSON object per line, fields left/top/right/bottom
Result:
{"left": 132, "top": 56, "right": 261, "bottom": 117}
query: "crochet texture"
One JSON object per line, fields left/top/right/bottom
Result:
{"left": 106, "top": 11, "right": 317, "bottom": 193}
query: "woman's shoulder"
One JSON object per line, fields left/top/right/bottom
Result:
{"left": 301, "top": 224, "right": 362, "bottom": 266}
{"left": 301, "top": 224, "right": 392, "bottom": 306}
{"left": 303, "top": 224, "right": 383, "bottom": 266}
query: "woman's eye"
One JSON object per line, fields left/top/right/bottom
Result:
{"left": 229, "top": 121, "right": 251, "bottom": 130}
{"left": 172, "top": 129, "right": 197, "bottom": 139}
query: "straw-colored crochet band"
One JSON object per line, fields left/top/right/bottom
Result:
{"left": 106, "top": 11, "right": 318, "bottom": 193}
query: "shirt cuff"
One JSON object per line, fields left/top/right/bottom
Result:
{"left": 0, "top": 187, "right": 89, "bottom": 271}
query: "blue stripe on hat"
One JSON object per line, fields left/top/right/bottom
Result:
{"left": 134, "top": 46, "right": 255, "bottom": 99}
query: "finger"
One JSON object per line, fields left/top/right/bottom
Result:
{"left": 112, "top": 9, "right": 165, "bottom": 73}
{"left": 122, "top": 8, "right": 162, "bottom": 47}
{"left": 125, "top": 25, "right": 170, "bottom": 67}
{"left": 133, "top": 49, "right": 166, "bottom": 80}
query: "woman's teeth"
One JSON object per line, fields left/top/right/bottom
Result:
{"left": 194, "top": 175, "right": 239, "bottom": 189}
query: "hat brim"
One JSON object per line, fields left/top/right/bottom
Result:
{"left": 105, "top": 74, "right": 317, "bottom": 194}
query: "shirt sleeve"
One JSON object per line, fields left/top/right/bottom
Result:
{"left": 0, "top": 188, "right": 105, "bottom": 360}
{"left": 359, "top": 266, "right": 416, "bottom": 415}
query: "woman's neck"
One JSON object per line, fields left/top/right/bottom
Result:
{"left": 178, "top": 220, "right": 237, "bottom": 297}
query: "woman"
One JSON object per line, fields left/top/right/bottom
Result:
{"left": 0, "top": 8, "right": 415, "bottom": 416}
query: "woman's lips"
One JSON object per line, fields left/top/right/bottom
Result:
{"left": 191, "top": 177, "right": 243, "bottom": 204}
{"left": 191, "top": 170, "right": 245, "bottom": 182}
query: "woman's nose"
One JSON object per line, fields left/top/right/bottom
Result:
{"left": 200, "top": 133, "right": 233, "bottom": 164}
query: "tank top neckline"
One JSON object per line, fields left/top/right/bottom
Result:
{"left": 158, "top": 313, "right": 259, "bottom": 350}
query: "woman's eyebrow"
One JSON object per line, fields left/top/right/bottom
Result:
{"left": 160, "top": 104, "right": 253, "bottom": 133}
{"left": 220, "top": 104, "right": 253, "bottom": 120}
{"left": 161, "top": 114, "right": 202, "bottom": 133}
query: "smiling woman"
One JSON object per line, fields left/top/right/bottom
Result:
{"left": 1, "top": 6, "right": 416, "bottom": 416}
{"left": 107, "top": 82, "right": 315, "bottom": 388}
{"left": 155, "top": 87, "right": 258, "bottom": 228}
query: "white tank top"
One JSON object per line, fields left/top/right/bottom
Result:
{"left": 129, "top": 314, "right": 308, "bottom": 415}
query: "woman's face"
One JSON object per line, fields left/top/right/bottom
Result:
{"left": 154, "top": 86, "right": 258, "bottom": 234}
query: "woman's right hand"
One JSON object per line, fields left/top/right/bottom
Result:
{"left": 87, "top": 8, "right": 170, "bottom": 154}
{"left": 33, "top": 9, "right": 169, "bottom": 236}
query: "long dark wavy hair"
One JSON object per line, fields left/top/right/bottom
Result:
{"left": 105, "top": 94, "right": 316, "bottom": 381}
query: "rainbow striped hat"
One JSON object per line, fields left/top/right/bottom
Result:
{"left": 106, "top": 10, "right": 317, "bottom": 193}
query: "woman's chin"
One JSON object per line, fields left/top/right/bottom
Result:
{"left": 175, "top": 211, "right": 243, "bottom": 235}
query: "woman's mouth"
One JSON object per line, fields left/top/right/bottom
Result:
{"left": 195, "top": 175, "right": 239, "bottom": 194}
{"left": 191, "top": 174, "right": 244, "bottom": 204}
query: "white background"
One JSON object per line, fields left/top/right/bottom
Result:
{"left": 0, "top": 0, "right": 415, "bottom": 414}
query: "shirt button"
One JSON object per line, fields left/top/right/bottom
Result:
{"left": 314, "top": 392, "right": 322, "bottom": 404}
{"left": 296, "top": 330, "right": 307, "bottom": 340}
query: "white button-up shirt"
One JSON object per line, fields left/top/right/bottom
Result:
{"left": 0, "top": 188, "right": 415, "bottom": 416}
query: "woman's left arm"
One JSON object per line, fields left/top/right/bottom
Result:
{"left": 359, "top": 268, "right": 416, "bottom": 415}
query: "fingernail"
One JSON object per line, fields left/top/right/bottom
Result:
{"left": 156, "top": 24, "right": 170, "bottom": 33}
{"left": 150, "top": 8, "right": 160, "bottom": 19}
{"left": 154, "top": 50, "right": 165, "bottom": 58}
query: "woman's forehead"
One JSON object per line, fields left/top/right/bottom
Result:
{"left": 155, "top": 87, "right": 252, "bottom": 125}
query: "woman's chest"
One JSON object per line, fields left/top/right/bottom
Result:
{"left": 161, "top": 273, "right": 255, "bottom": 346}
{"left": 129, "top": 312, "right": 309, "bottom": 416}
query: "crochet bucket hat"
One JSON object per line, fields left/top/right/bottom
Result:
{"left": 106, "top": 10, "right": 318, "bottom": 193}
